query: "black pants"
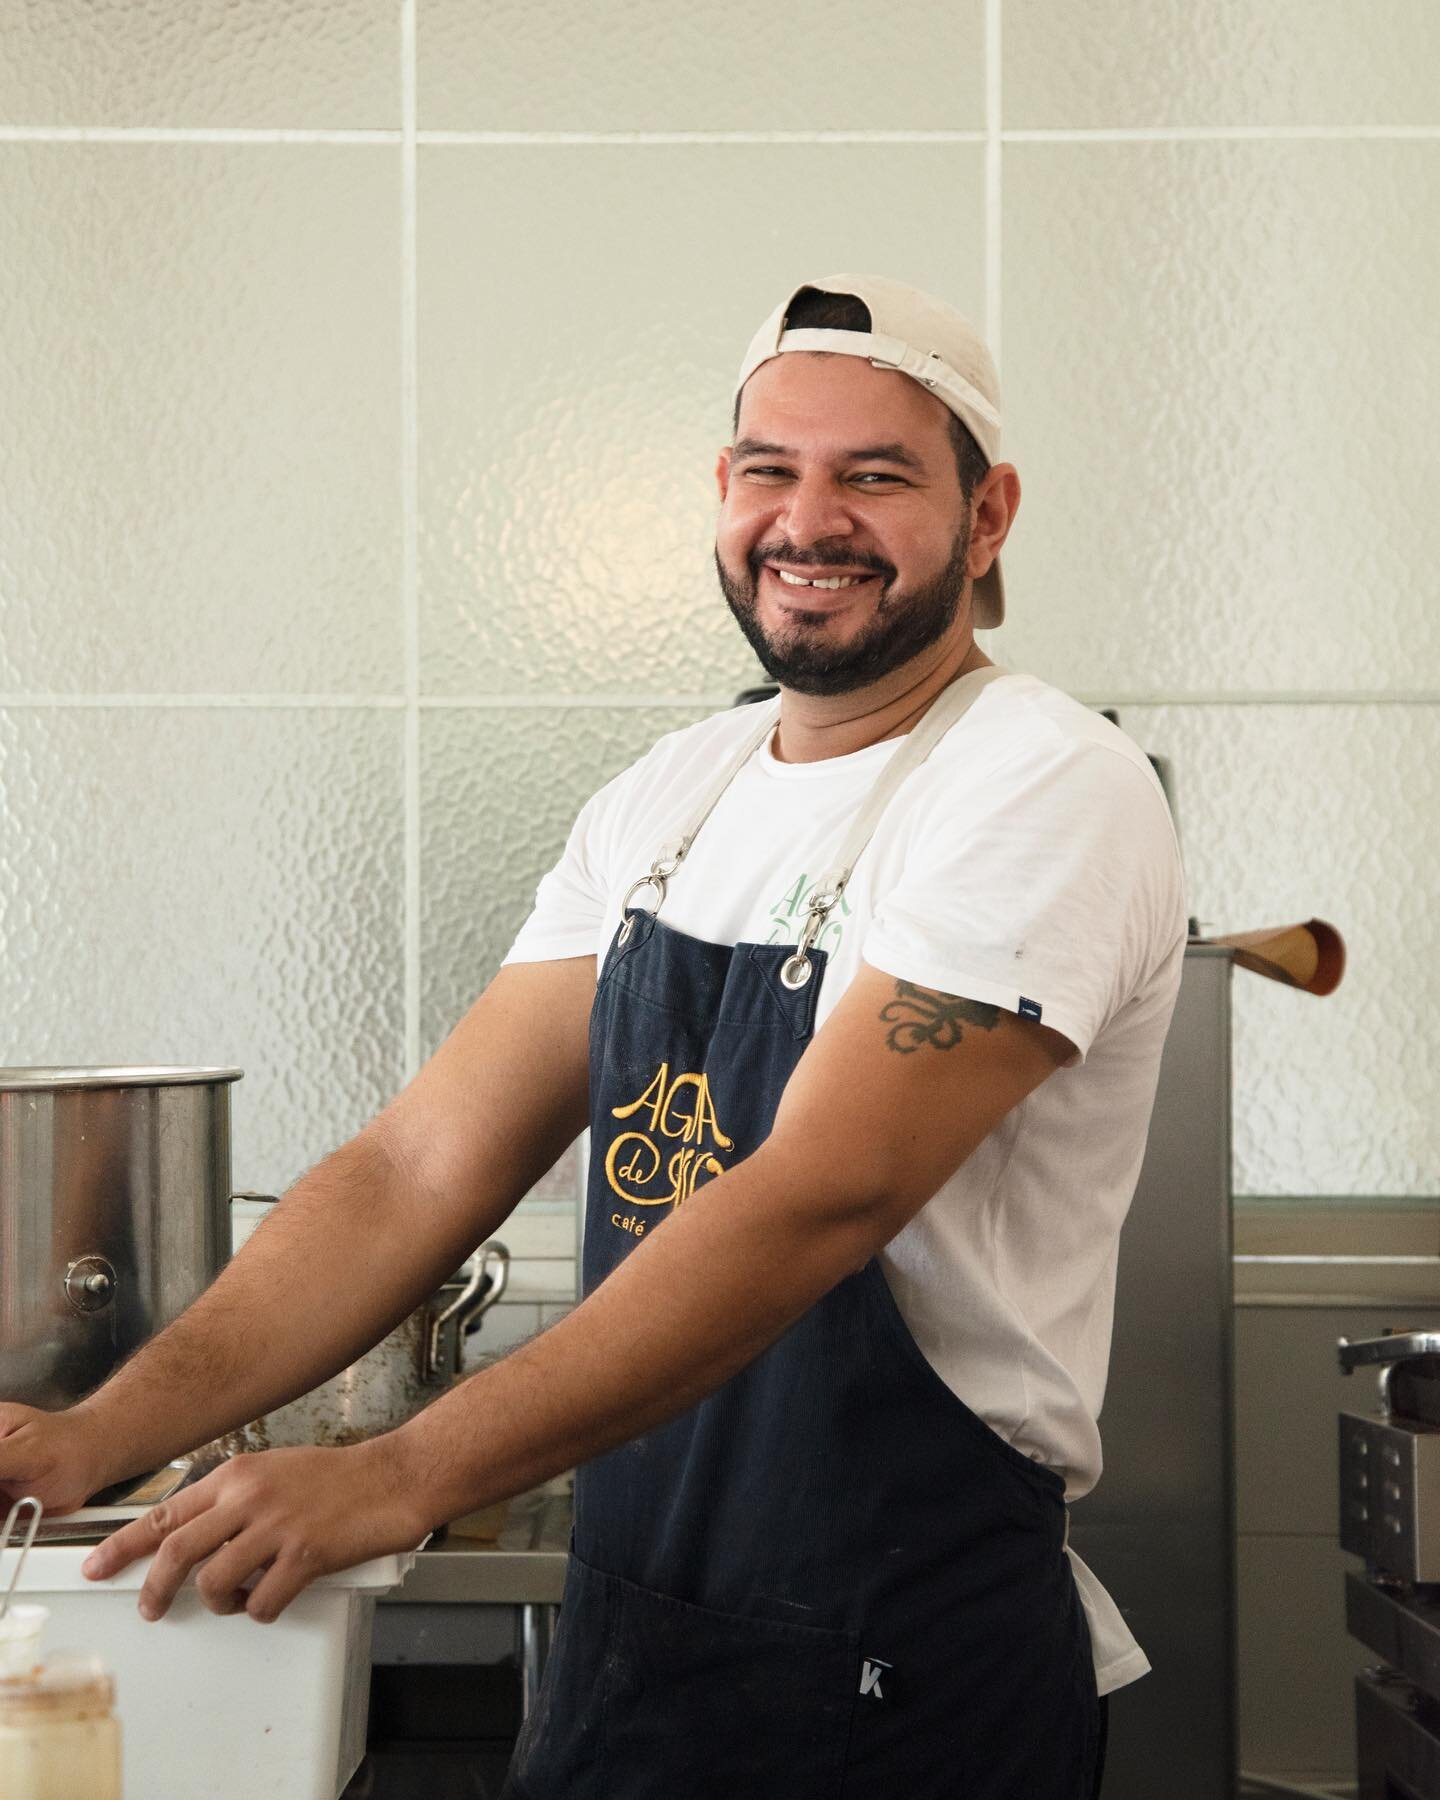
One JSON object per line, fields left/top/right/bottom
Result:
{"left": 1090, "top": 1696, "right": 1110, "bottom": 1798}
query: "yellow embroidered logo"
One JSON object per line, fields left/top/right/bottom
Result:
{"left": 604, "top": 1061, "right": 734, "bottom": 1238}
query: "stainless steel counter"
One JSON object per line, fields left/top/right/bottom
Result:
{"left": 382, "top": 1479, "right": 571, "bottom": 1607}
{"left": 372, "top": 1477, "right": 571, "bottom": 1711}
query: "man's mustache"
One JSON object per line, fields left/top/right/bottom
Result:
{"left": 746, "top": 543, "right": 895, "bottom": 581}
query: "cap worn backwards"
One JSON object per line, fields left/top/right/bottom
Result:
{"left": 734, "top": 273, "right": 1006, "bottom": 629}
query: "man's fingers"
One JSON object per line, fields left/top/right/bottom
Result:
{"left": 83, "top": 1484, "right": 214, "bottom": 1583}
{"left": 192, "top": 1528, "right": 279, "bottom": 1617}
{"left": 244, "top": 1542, "right": 327, "bottom": 1624}
{"left": 133, "top": 1503, "right": 244, "bottom": 1621}
{"left": 0, "top": 1421, "right": 40, "bottom": 1482}
{"left": 81, "top": 1507, "right": 171, "bottom": 1582}
{"left": 81, "top": 1445, "right": 400, "bottom": 1628}
{"left": 0, "top": 1410, "right": 103, "bottom": 1516}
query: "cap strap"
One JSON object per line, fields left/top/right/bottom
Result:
{"left": 774, "top": 327, "right": 1002, "bottom": 438}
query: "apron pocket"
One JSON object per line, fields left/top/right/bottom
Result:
{"left": 573, "top": 1554, "right": 859, "bottom": 1800}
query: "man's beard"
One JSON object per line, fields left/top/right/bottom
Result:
{"left": 714, "top": 522, "right": 972, "bottom": 698}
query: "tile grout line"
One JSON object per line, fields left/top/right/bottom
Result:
{"left": 0, "top": 126, "right": 401, "bottom": 144}
{"left": 985, "top": 0, "right": 1003, "bottom": 367}
{"left": 980, "top": 0, "right": 1009, "bottom": 676}
{"left": 419, "top": 694, "right": 735, "bottom": 710}
{"left": 431, "top": 124, "right": 1440, "bottom": 145}
{"left": 1, "top": 126, "right": 1437, "bottom": 148}
{"left": 1005, "top": 123, "right": 1440, "bottom": 143}
{"left": 423, "top": 129, "right": 988, "bottom": 145}
{"left": 2, "top": 691, "right": 1439, "bottom": 709}
{"left": 0, "top": 694, "right": 408, "bottom": 708}
{"left": 401, "top": 0, "right": 422, "bottom": 1081}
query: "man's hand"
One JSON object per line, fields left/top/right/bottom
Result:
{"left": 79, "top": 1439, "right": 424, "bottom": 1623}
{"left": 0, "top": 1404, "right": 113, "bottom": 1515}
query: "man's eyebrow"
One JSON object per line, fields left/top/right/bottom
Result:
{"left": 731, "top": 437, "right": 927, "bottom": 472}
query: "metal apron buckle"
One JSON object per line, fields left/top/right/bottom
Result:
{"left": 779, "top": 885, "right": 846, "bottom": 990}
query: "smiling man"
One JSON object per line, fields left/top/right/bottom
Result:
{"left": 716, "top": 361, "right": 982, "bottom": 698}
{"left": 0, "top": 276, "right": 1186, "bottom": 1799}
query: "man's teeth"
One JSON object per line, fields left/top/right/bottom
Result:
{"left": 775, "top": 570, "right": 865, "bottom": 590}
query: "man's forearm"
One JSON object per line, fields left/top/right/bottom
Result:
{"left": 386, "top": 1138, "right": 887, "bottom": 1530}
{"left": 74, "top": 1130, "right": 494, "bottom": 1487}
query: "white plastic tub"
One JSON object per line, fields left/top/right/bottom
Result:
{"left": 14, "top": 1542, "right": 418, "bottom": 1800}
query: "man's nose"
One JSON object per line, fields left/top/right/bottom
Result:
{"left": 777, "top": 474, "right": 854, "bottom": 548}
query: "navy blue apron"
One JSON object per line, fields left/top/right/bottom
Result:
{"left": 505, "top": 669, "right": 1099, "bottom": 1800}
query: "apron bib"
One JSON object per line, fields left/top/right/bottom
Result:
{"left": 505, "top": 669, "right": 1099, "bottom": 1800}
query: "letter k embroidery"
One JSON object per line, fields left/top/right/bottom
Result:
{"left": 859, "top": 1656, "right": 892, "bottom": 1700}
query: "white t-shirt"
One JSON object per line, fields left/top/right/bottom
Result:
{"left": 505, "top": 670, "right": 1188, "bottom": 1694}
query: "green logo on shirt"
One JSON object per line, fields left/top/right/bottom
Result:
{"left": 766, "top": 873, "right": 852, "bottom": 954}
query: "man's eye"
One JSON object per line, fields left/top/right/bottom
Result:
{"left": 852, "top": 472, "right": 906, "bottom": 486}
{"left": 742, "top": 466, "right": 789, "bottom": 480}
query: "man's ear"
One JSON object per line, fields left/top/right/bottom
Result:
{"left": 968, "top": 463, "right": 1021, "bottom": 578}
{"left": 715, "top": 446, "right": 733, "bottom": 502}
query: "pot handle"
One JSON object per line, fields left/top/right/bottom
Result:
{"left": 1337, "top": 1331, "right": 1440, "bottom": 1373}
{"left": 464, "top": 1240, "right": 511, "bottom": 1330}
{"left": 425, "top": 1241, "right": 510, "bottom": 1382}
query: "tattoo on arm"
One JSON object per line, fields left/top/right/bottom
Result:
{"left": 880, "top": 979, "right": 1001, "bottom": 1054}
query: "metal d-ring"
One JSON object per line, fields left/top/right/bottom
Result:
{"left": 779, "top": 954, "right": 813, "bottom": 991}
{"left": 779, "top": 885, "right": 844, "bottom": 991}
{"left": 617, "top": 871, "right": 669, "bottom": 945}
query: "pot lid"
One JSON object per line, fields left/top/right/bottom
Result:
{"left": 0, "top": 1066, "right": 243, "bottom": 1092}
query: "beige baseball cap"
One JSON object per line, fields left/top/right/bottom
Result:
{"left": 735, "top": 273, "right": 1006, "bottom": 628}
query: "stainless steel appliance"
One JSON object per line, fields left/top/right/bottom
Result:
{"left": 355, "top": 1480, "right": 571, "bottom": 1797}
{"left": 218, "top": 1239, "right": 511, "bottom": 1450}
{"left": 1066, "top": 946, "right": 1237, "bottom": 1799}
{"left": 3, "top": 1065, "right": 517, "bottom": 1536}
{"left": 1339, "top": 1331, "right": 1440, "bottom": 1798}
{"left": 0, "top": 1066, "right": 241, "bottom": 1410}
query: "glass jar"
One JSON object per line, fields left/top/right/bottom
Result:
{"left": 0, "top": 1655, "right": 121, "bottom": 1799}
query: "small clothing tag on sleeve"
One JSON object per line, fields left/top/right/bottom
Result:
{"left": 1018, "top": 996, "right": 1043, "bottom": 1022}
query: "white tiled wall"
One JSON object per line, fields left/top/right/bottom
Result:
{"left": 5, "top": 4, "right": 1433, "bottom": 1209}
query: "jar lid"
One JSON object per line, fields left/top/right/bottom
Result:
{"left": 0, "top": 1602, "right": 47, "bottom": 1681}
{"left": 0, "top": 1656, "right": 114, "bottom": 1721}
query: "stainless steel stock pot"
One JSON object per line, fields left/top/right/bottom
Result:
{"left": 0, "top": 1066, "right": 241, "bottom": 1411}
{"left": 215, "top": 1236, "right": 511, "bottom": 1451}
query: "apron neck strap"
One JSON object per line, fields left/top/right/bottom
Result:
{"left": 617, "top": 697, "right": 780, "bottom": 937}
{"left": 815, "top": 663, "right": 1009, "bottom": 895}
{"left": 658, "top": 697, "right": 782, "bottom": 870}
{"left": 617, "top": 667, "right": 1010, "bottom": 959}
{"left": 774, "top": 664, "right": 1010, "bottom": 990}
